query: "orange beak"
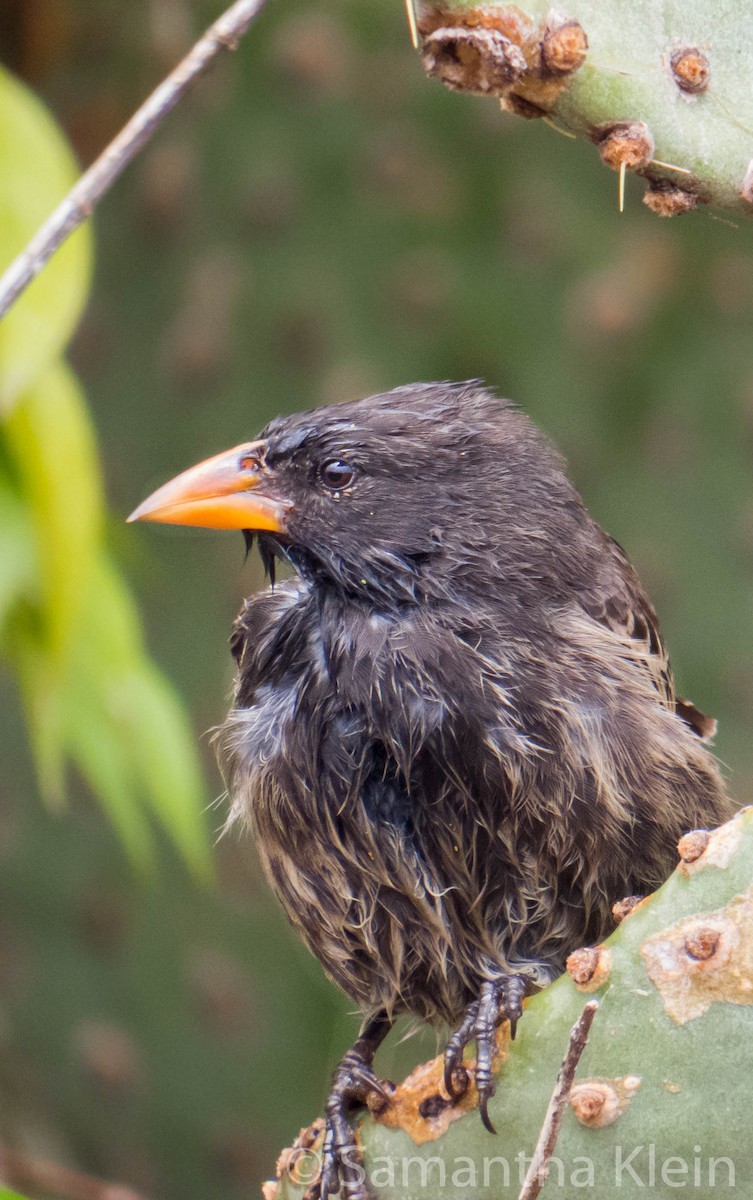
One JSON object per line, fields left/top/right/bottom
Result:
{"left": 127, "top": 441, "right": 290, "bottom": 532}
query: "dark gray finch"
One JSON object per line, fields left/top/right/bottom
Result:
{"left": 130, "top": 381, "right": 733, "bottom": 1200}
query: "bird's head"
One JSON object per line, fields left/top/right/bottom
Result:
{"left": 129, "top": 381, "right": 588, "bottom": 606}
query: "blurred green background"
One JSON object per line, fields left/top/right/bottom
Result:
{"left": 1, "top": 2, "right": 752, "bottom": 1198}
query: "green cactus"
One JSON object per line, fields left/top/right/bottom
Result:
{"left": 411, "top": 0, "right": 753, "bottom": 217}
{"left": 273, "top": 809, "right": 753, "bottom": 1199}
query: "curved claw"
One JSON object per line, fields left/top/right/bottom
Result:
{"left": 444, "top": 973, "right": 529, "bottom": 1131}
{"left": 443, "top": 1053, "right": 460, "bottom": 1100}
{"left": 473, "top": 981, "right": 499, "bottom": 1133}
{"left": 443, "top": 1000, "right": 479, "bottom": 1098}
{"left": 478, "top": 1091, "right": 497, "bottom": 1135}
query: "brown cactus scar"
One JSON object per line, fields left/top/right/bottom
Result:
{"left": 677, "top": 829, "right": 712, "bottom": 866}
{"left": 541, "top": 17, "right": 588, "bottom": 75}
{"left": 422, "top": 25, "right": 526, "bottom": 95}
{"left": 274, "top": 1119, "right": 326, "bottom": 1187}
{"left": 643, "top": 180, "right": 699, "bottom": 217}
{"left": 375, "top": 1024, "right": 510, "bottom": 1143}
{"left": 612, "top": 895, "right": 646, "bottom": 923}
{"left": 569, "top": 1075, "right": 641, "bottom": 1128}
{"left": 566, "top": 945, "right": 612, "bottom": 992}
{"left": 596, "top": 122, "right": 654, "bottom": 171}
{"left": 641, "top": 884, "right": 753, "bottom": 1023}
{"left": 678, "top": 811, "right": 744, "bottom": 876}
{"left": 670, "top": 47, "right": 710, "bottom": 94}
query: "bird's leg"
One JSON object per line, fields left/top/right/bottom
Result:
{"left": 308, "top": 1010, "right": 393, "bottom": 1200}
{"left": 444, "top": 973, "right": 528, "bottom": 1133}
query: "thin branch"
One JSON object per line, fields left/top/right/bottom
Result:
{"left": 404, "top": 0, "right": 420, "bottom": 49}
{"left": 517, "top": 1000, "right": 599, "bottom": 1200}
{"left": 0, "top": 0, "right": 268, "bottom": 319}
{"left": 0, "top": 1143, "right": 148, "bottom": 1200}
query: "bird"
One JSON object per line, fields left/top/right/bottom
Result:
{"left": 129, "top": 381, "right": 733, "bottom": 1200}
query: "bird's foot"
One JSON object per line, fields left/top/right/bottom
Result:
{"left": 305, "top": 1055, "right": 393, "bottom": 1200}
{"left": 443, "top": 974, "right": 528, "bottom": 1133}
{"left": 305, "top": 1016, "right": 393, "bottom": 1200}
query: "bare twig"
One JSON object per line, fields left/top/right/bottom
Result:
{"left": 0, "top": 0, "right": 268, "bottom": 319}
{"left": 404, "top": 0, "right": 420, "bottom": 49}
{"left": 517, "top": 1000, "right": 599, "bottom": 1200}
{"left": 0, "top": 1143, "right": 148, "bottom": 1200}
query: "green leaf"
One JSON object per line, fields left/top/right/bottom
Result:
{"left": 0, "top": 471, "right": 35, "bottom": 634}
{"left": 72, "top": 557, "right": 212, "bottom": 879}
{"left": 10, "top": 552, "right": 212, "bottom": 873}
{"left": 0, "top": 1189, "right": 33, "bottom": 1200}
{"left": 2, "top": 362, "right": 103, "bottom": 806}
{"left": 0, "top": 65, "right": 91, "bottom": 410}
{"left": 64, "top": 670, "right": 157, "bottom": 872}
{"left": 4, "top": 361, "right": 102, "bottom": 664}
{"left": 116, "top": 661, "right": 213, "bottom": 881}
{"left": 7, "top": 606, "right": 69, "bottom": 804}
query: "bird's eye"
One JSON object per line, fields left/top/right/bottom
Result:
{"left": 320, "top": 459, "right": 355, "bottom": 491}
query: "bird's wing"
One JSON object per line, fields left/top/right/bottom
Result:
{"left": 583, "top": 536, "right": 716, "bottom": 741}
{"left": 229, "top": 582, "right": 309, "bottom": 708}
